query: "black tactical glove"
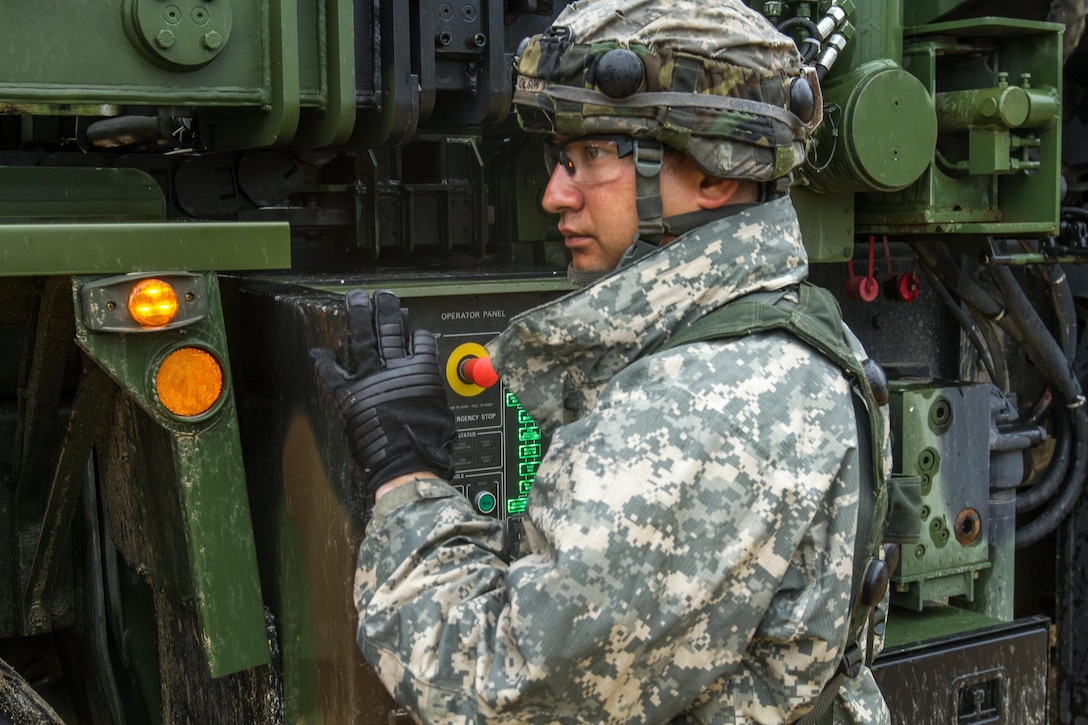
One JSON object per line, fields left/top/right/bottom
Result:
{"left": 312, "top": 290, "right": 456, "bottom": 515}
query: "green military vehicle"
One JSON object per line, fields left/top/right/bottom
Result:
{"left": 0, "top": 1, "right": 1084, "bottom": 722}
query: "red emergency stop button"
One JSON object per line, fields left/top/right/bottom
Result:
{"left": 446, "top": 342, "right": 500, "bottom": 397}
{"left": 459, "top": 356, "right": 499, "bottom": 388}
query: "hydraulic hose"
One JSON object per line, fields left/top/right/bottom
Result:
{"left": 85, "top": 115, "right": 182, "bottom": 150}
{"left": 1062, "top": 205, "right": 1088, "bottom": 222}
{"left": 1015, "top": 408, "right": 1073, "bottom": 513}
{"left": 1040, "top": 264, "right": 1077, "bottom": 363}
{"left": 989, "top": 264, "right": 1088, "bottom": 547}
{"left": 1016, "top": 406, "right": 1088, "bottom": 546}
{"left": 776, "top": 16, "right": 822, "bottom": 63}
{"left": 989, "top": 265, "right": 1080, "bottom": 407}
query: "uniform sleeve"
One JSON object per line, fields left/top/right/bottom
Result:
{"left": 354, "top": 334, "right": 861, "bottom": 724}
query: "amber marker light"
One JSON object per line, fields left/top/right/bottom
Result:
{"left": 128, "top": 278, "right": 180, "bottom": 328}
{"left": 155, "top": 347, "right": 224, "bottom": 418}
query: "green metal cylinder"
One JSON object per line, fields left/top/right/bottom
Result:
{"left": 805, "top": 59, "right": 937, "bottom": 194}
{"left": 935, "top": 85, "right": 1061, "bottom": 131}
{"left": 1022, "top": 88, "right": 1062, "bottom": 128}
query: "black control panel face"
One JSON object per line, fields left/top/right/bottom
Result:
{"left": 399, "top": 285, "right": 566, "bottom": 528}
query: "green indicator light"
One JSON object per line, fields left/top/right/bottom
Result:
{"left": 475, "top": 491, "right": 498, "bottom": 514}
{"left": 506, "top": 396, "right": 539, "bottom": 517}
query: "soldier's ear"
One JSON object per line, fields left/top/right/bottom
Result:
{"left": 698, "top": 176, "right": 757, "bottom": 209}
{"left": 667, "top": 152, "right": 758, "bottom": 209}
{"left": 661, "top": 152, "right": 757, "bottom": 213}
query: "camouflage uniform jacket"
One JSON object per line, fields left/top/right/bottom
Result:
{"left": 355, "top": 196, "right": 891, "bottom": 724}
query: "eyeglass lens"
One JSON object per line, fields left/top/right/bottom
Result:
{"left": 542, "top": 137, "right": 627, "bottom": 185}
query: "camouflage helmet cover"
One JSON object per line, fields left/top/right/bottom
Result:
{"left": 513, "top": 0, "right": 822, "bottom": 181}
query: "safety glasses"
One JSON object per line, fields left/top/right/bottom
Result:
{"left": 542, "top": 134, "right": 636, "bottom": 185}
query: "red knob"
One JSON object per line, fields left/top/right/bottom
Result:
{"left": 897, "top": 273, "right": 921, "bottom": 302}
{"left": 846, "top": 275, "right": 879, "bottom": 302}
{"left": 459, "top": 356, "right": 499, "bottom": 388}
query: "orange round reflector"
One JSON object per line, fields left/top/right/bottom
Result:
{"left": 128, "top": 278, "right": 179, "bottom": 327}
{"left": 156, "top": 347, "right": 224, "bottom": 417}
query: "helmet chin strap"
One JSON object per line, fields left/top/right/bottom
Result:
{"left": 631, "top": 138, "right": 762, "bottom": 247}
{"left": 633, "top": 139, "right": 666, "bottom": 247}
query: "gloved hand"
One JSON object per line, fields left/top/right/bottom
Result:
{"left": 312, "top": 290, "right": 456, "bottom": 517}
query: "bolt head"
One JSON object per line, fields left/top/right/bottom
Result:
{"left": 156, "top": 29, "right": 176, "bottom": 48}
{"left": 204, "top": 30, "right": 222, "bottom": 49}
{"left": 29, "top": 605, "right": 47, "bottom": 628}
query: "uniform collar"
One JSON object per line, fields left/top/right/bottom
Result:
{"left": 488, "top": 196, "right": 808, "bottom": 433}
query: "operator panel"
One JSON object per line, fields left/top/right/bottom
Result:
{"left": 394, "top": 284, "right": 568, "bottom": 543}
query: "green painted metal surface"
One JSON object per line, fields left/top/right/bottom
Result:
{"left": 125, "top": 0, "right": 234, "bottom": 70}
{"left": 791, "top": 187, "right": 855, "bottom": 263}
{"left": 839, "top": 0, "right": 902, "bottom": 66}
{"left": 856, "top": 17, "right": 1062, "bottom": 236}
{"left": 0, "top": 167, "right": 164, "bottom": 221}
{"left": 883, "top": 604, "right": 1004, "bottom": 650}
{"left": 0, "top": 166, "right": 290, "bottom": 275}
{"left": 74, "top": 273, "right": 269, "bottom": 677}
{"left": 294, "top": 0, "right": 357, "bottom": 147}
{"left": 903, "top": 0, "right": 974, "bottom": 27}
{"left": 205, "top": 0, "right": 301, "bottom": 148}
{"left": 889, "top": 383, "right": 992, "bottom": 612}
{"left": 0, "top": 222, "right": 290, "bottom": 276}
{"left": 0, "top": 1, "right": 272, "bottom": 108}
{"left": 0, "top": 0, "right": 359, "bottom": 149}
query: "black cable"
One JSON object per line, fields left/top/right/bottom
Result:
{"left": 1062, "top": 205, "right": 1088, "bottom": 222}
{"left": 776, "top": 16, "right": 822, "bottom": 63}
{"left": 915, "top": 256, "right": 1003, "bottom": 388}
{"left": 989, "top": 264, "right": 1088, "bottom": 547}
{"left": 1016, "top": 407, "right": 1088, "bottom": 546}
{"left": 911, "top": 243, "right": 1006, "bottom": 320}
{"left": 990, "top": 265, "right": 1080, "bottom": 404}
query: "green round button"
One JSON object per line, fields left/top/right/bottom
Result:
{"left": 474, "top": 491, "right": 497, "bottom": 515}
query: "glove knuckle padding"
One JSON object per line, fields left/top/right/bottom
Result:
{"left": 312, "top": 289, "right": 459, "bottom": 519}
{"left": 410, "top": 329, "right": 438, "bottom": 356}
{"left": 336, "top": 344, "right": 455, "bottom": 490}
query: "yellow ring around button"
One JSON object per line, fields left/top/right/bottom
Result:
{"left": 445, "top": 341, "right": 491, "bottom": 397}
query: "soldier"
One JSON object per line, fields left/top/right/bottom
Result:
{"left": 314, "top": 0, "right": 891, "bottom": 722}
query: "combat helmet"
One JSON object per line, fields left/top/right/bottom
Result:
{"left": 513, "top": 0, "right": 821, "bottom": 248}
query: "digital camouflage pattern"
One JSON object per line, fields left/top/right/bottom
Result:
{"left": 513, "top": 0, "right": 821, "bottom": 181}
{"left": 354, "top": 196, "right": 890, "bottom": 724}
